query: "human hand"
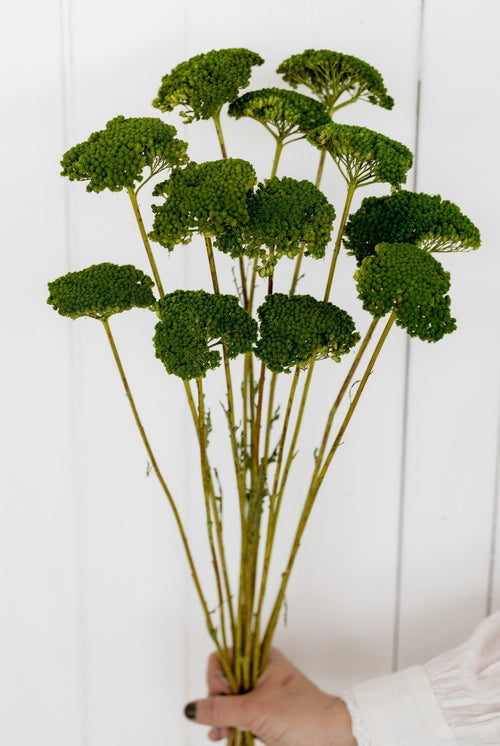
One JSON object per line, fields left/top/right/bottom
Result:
{"left": 184, "top": 648, "right": 357, "bottom": 746}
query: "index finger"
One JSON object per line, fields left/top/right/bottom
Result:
{"left": 206, "top": 651, "right": 233, "bottom": 696}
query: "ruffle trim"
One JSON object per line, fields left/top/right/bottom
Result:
{"left": 342, "top": 692, "right": 372, "bottom": 746}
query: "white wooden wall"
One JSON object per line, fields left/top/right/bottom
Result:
{"left": 1, "top": 1, "right": 500, "bottom": 743}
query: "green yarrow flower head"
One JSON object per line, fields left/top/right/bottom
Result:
{"left": 277, "top": 49, "right": 394, "bottom": 115}
{"left": 307, "top": 122, "right": 413, "bottom": 189}
{"left": 60, "top": 116, "right": 189, "bottom": 193}
{"left": 227, "top": 88, "right": 331, "bottom": 141}
{"left": 47, "top": 263, "right": 156, "bottom": 320}
{"left": 254, "top": 293, "right": 360, "bottom": 373}
{"left": 355, "top": 242, "right": 456, "bottom": 342}
{"left": 344, "top": 190, "right": 481, "bottom": 264}
{"left": 150, "top": 159, "right": 257, "bottom": 251}
{"left": 217, "top": 177, "right": 336, "bottom": 275}
{"left": 152, "top": 48, "right": 264, "bottom": 122}
{"left": 154, "top": 290, "right": 258, "bottom": 380}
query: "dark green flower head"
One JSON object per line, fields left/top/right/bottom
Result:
{"left": 154, "top": 290, "right": 258, "bottom": 380}
{"left": 307, "top": 122, "right": 413, "bottom": 189}
{"left": 47, "top": 263, "right": 156, "bottom": 320}
{"left": 216, "top": 177, "right": 335, "bottom": 275}
{"left": 355, "top": 242, "right": 456, "bottom": 342}
{"left": 60, "top": 116, "right": 189, "bottom": 193}
{"left": 152, "top": 48, "right": 264, "bottom": 122}
{"left": 228, "top": 88, "right": 331, "bottom": 141}
{"left": 254, "top": 293, "right": 359, "bottom": 372}
{"left": 150, "top": 159, "right": 257, "bottom": 251}
{"left": 344, "top": 190, "right": 481, "bottom": 264}
{"left": 277, "top": 49, "right": 394, "bottom": 114}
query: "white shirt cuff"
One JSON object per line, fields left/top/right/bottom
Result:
{"left": 343, "top": 665, "right": 456, "bottom": 746}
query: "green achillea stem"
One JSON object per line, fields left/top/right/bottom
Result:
{"left": 314, "top": 312, "right": 396, "bottom": 496}
{"left": 270, "top": 138, "right": 284, "bottom": 179}
{"left": 196, "top": 377, "right": 235, "bottom": 652}
{"left": 263, "top": 371, "right": 278, "bottom": 470}
{"left": 208, "top": 112, "right": 252, "bottom": 328}
{"left": 228, "top": 730, "right": 255, "bottom": 746}
{"left": 253, "top": 321, "right": 378, "bottom": 677}
{"left": 251, "top": 367, "right": 301, "bottom": 673}
{"left": 289, "top": 243, "right": 305, "bottom": 295}
{"left": 323, "top": 180, "right": 357, "bottom": 302}
{"left": 315, "top": 149, "right": 327, "bottom": 187}
{"left": 212, "top": 110, "right": 228, "bottom": 159}
{"left": 239, "top": 257, "right": 249, "bottom": 310}
{"left": 313, "top": 317, "right": 379, "bottom": 475}
{"left": 204, "top": 234, "right": 247, "bottom": 529}
{"left": 275, "top": 361, "right": 315, "bottom": 506}
{"left": 186, "top": 378, "right": 235, "bottom": 636}
{"left": 183, "top": 380, "right": 198, "bottom": 429}
{"left": 100, "top": 317, "right": 236, "bottom": 690}
{"left": 252, "top": 362, "right": 267, "bottom": 481}
{"left": 127, "top": 187, "right": 165, "bottom": 298}
{"left": 287, "top": 130, "right": 328, "bottom": 295}
{"left": 283, "top": 180, "right": 355, "bottom": 481}
{"left": 260, "top": 311, "right": 397, "bottom": 671}
{"left": 204, "top": 234, "right": 221, "bottom": 294}
{"left": 251, "top": 177, "right": 360, "bottom": 676}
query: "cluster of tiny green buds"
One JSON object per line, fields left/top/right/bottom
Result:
{"left": 47, "top": 263, "right": 156, "bottom": 320}
{"left": 154, "top": 290, "right": 258, "bottom": 380}
{"left": 355, "top": 243, "right": 456, "bottom": 342}
{"left": 344, "top": 190, "right": 481, "bottom": 264}
{"left": 150, "top": 159, "right": 257, "bottom": 251}
{"left": 228, "top": 88, "right": 331, "bottom": 141}
{"left": 254, "top": 293, "right": 359, "bottom": 373}
{"left": 60, "top": 116, "right": 189, "bottom": 193}
{"left": 152, "top": 48, "right": 264, "bottom": 122}
{"left": 307, "top": 123, "right": 413, "bottom": 189}
{"left": 216, "top": 177, "right": 335, "bottom": 275}
{"left": 277, "top": 49, "right": 394, "bottom": 115}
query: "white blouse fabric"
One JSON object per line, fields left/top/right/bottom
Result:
{"left": 343, "top": 612, "right": 500, "bottom": 746}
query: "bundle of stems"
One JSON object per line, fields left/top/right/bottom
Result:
{"left": 49, "top": 49, "right": 479, "bottom": 746}
{"left": 109, "top": 122, "right": 395, "bottom": 746}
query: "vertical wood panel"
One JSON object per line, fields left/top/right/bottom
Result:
{"left": 0, "top": 2, "right": 83, "bottom": 744}
{"left": 67, "top": 2, "right": 189, "bottom": 744}
{"left": 398, "top": 0, "right": 500, "bottom": 667}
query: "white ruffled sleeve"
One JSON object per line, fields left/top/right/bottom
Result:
{"left": 341, "top": 612, "right": 500, "bottom": 746}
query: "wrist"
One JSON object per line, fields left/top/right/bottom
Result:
{"left": 324, "top": 695, "right": 357, "bottom": 746}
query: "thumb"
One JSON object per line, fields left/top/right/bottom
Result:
{"left": 184, "top": 693, "right": 252, "bottom": 731}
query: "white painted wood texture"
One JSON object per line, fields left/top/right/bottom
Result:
{"left": 1, "top": 1, "right": 499, "bottom": 743}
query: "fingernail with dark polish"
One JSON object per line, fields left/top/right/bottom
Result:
{"left": 184, "top": 702, "right": 197, "bottom": 720}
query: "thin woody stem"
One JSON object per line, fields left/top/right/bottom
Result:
{"left": 315, "top": 150, "right": 327, "bottom": 188}
{"left": 276, "top": 179, "right": 358, "bottom": 505}
{"left": 315, "top": 312, "right": 396, "bottom": 489}
{"left": 313, "top": 318, "right": 379, "bottom": 474}
{"left": 127, "top": 187, "right": 165, "bottom": 298}
{"left": 100, "top": 317, "right": 236, "bottom": 689}
{"left": 212, "top": 111, "right": 228, "bottom": 159}
{"left": 252, "top": 367, "right": 300, "bottom": 671}
{"left": 196, "top": 378, "right": 235, "bottom": 651}
{"left": 260, "top": 311, "right": 397, "bottom": 671}
{"left": 270, "top": 138, "right": 284, "bottom": 179}
{"left": 204, "top": 234, "right": 221, "bottom": 294}
{"left": 204, "top": 234, "right": 246, "bottom": 510}
{"left": 323, "top": 181, "right": 356, "bottom": 302}
{"left": 275, "top": 361, "right": 315, "bottom": 503}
